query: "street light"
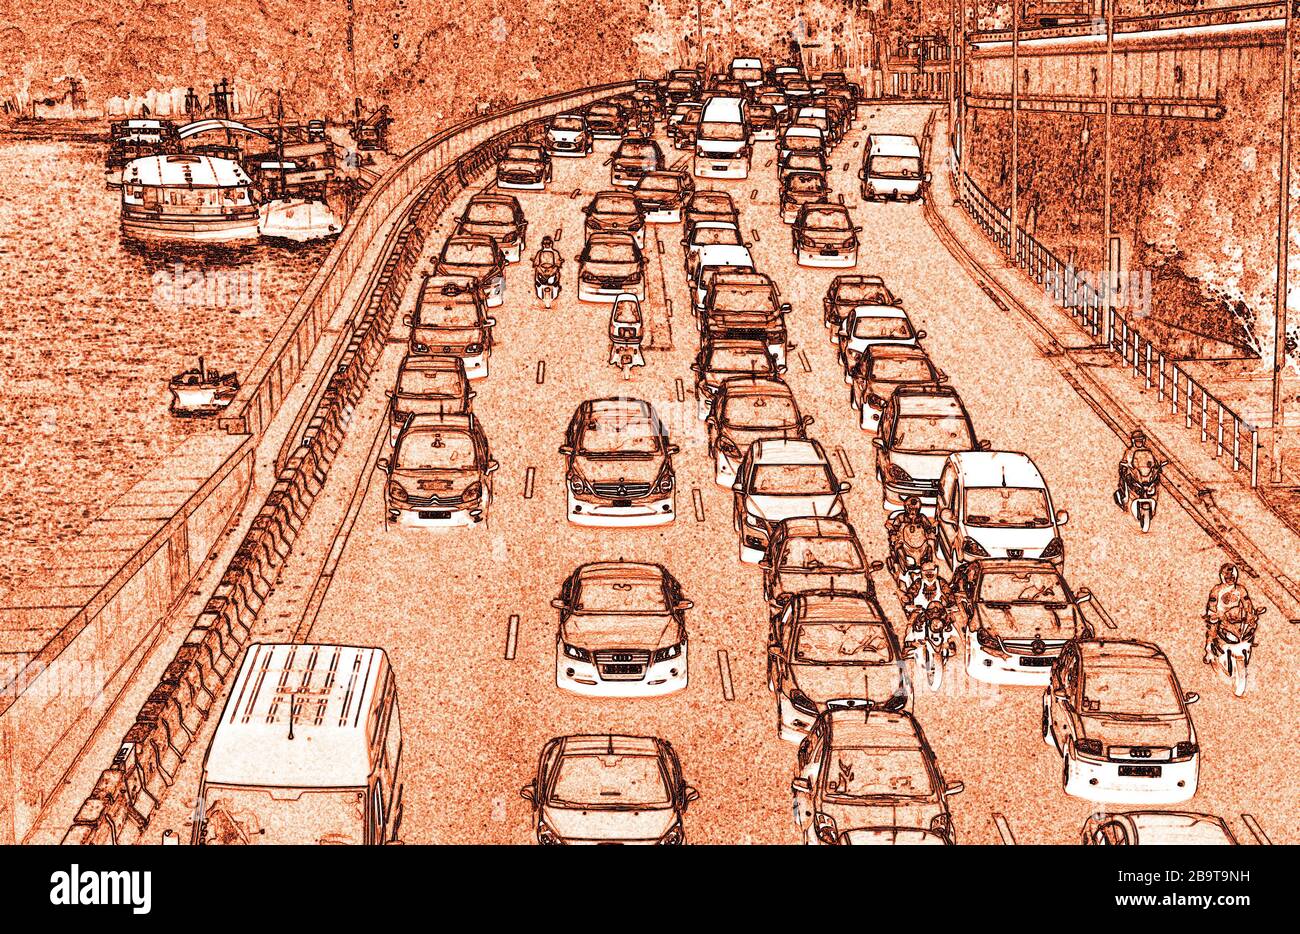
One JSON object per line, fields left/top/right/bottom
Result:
{"left": 1271, "top": 0, "right": 1295, "bottom": 483}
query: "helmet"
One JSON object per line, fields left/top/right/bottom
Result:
{"left": 904, "top": 496, "right": 921, "bottom": 512}
{"left": 1129, "top": 429, "right": 1146, "bottom": 446}
{"left": 921, "top": 561, "right": 938, "bottom": 576}
{"left": 1219, "top": 563, "right": 1238, "bottom": 585}
{"left": 541, "top": 235, "right": 554, "bottom": 248}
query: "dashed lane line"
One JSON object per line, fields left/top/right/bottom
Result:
{"left": 523, "top": 467, "right": 535, "bottom": 500}
{"left": 504, "top": 614, "right": 520, "bottom": 661}
{"left": 1242, "top": 814, "right": 1272, "bottom": 845}
{"left": 536, "top": 360, "right": 546, "bottom": 384}
{"left": 993, "top": 813, "right": 1017, "bottom": 845}
{"left": 717, "top": 649, "right": 735, "bottom": 701}
{"left": 692, "top": 487, "right": 705, "bottom": 522}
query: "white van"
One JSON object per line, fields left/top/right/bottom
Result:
{"left": 779, "top": 124, "right": 825, "bottom": 162}
{"left": 935, "top": 451, "right": 1068, "bottom": 570}
{"left": 860, "top": 134, "right": 930, "bottom": 202}
{"left": 729, "top": 57, "right": 765, "bottom": 87}
{"left": 191, "top": 643, "right": 404, "bottom": 845}
{"left": 695, "top": 97, "right": 751, "bottom": 179}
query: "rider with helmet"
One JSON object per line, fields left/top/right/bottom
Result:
{"left": 533, "top": 235, "right": 562, "bottom": 279}
{"left": 1204, "top": 563, "right": 1255, "bottom": 664}
{"left": 1115, "top": 429, "right": 1158, "bottom": 507}
{"left": 886, "top": 495, "right": 933, "bottom": 544}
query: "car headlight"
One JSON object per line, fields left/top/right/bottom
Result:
{"left": 536, "top": 816, "right": 563, "bottom": 845}
{"left": 387, "top": 481, "right": 408, "bottom": 502}
{"left": 562, "top": 642, "right": 591, "bottom": 662}
{"left": 813, "top": 812, "right": 838, "bottom": 845}
{"left": 887, "top": 463, "right": 911, "bottom": 481}
{"left": 462, "top": 481, "right": 482, "bottom": 502}
{"left": 1040, "top": 537, "right": 1064, "bottom": 559}
{"left": 964, "top": 537, "right": 989, "bottom": 557}
{"left": 411, "top": 341, "right": 429, "bottom": 353}
{"left": 1074, "top": 737, "right": 1104, "bottom": 759}
{"left": 653, "top": 642, "right": 683, "bottom": 662}
{"left": 787, "top": 688, "right": 818, "bottom": 715}
{"left": 654, "top": 469, "right": 675, "bottom": 493}
{"left": 1174, "top": 741, "right": 1199, "bottom": 759}
{"left": 975, "top": 628, "right": 1000, "bottom": 650}
{"left": 567, "top": 472, "right": 591, "bottom": 494}
{"left": 718, "top": 437, "right": 742, "bottom": 459}
{"left": 743, "top": 511, "right": 764, "bottom": 529}
{"left": 464, "top": 343, "right": 482, "bottom": 355}
{"left": 658, "top": 821, "right": 685, "bottom": 845}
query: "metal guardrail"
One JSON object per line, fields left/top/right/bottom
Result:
{"left": 958, "top": 172, "right": 1260, "bottom": 486}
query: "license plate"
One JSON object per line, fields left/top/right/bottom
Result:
{"left": 1118, "top": 764, "right": 1162, "bottom": 778}
{"left": 713, "top": 164, "right": 727, "bottom": 171}
{"left": 419, "top": 510, "right": 451, "bottom": 520}
{"left": 1019, "top": 656, "right": 1055, "bottom": 667}
{"left": 820, "top": 249, "right": 838, "bottom": 256}
{"left": 612, "top": 498, "right": 633, "bottom": 507}
{"left": 602, "top": 664, "right": 643, "bottom": 675}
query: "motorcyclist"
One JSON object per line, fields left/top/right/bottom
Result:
{"left": 903, "top": 561, "right": 955, "bottom": 615}
{"left": 1203, "top": 563, "right": 1255, "bottom": 663}
{"left": 1114, "top": 429, "right": 1156, "bottom": 507}
{"left": 532, "top": 236, "right": 562, "bottom": 282}
{"left": 886, "top": 495, "right": 933, "bottom": 545}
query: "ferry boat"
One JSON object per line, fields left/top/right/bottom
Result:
{"left": 120, "top": 153, "right": 260, "bottom": 243}
{"left": 105, "top": 119, "right": 179, "bottom": 188}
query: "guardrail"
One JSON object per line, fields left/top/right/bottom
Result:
{"left": 957, "top": 171, "right": 1260, "bottom": 487}
{"left": 63, "top": 80, "right": 634, "bottom": 845}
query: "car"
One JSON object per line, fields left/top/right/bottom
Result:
{"left": 584, "top": 101, "right": 626, "bottom": 139}
{"left": 757, "top": 88, "right": 789, "bottom": 116}
{"left": 768, "top": 591, "right": 910, "bottom": 740}
{"left": 662, "top": 78, "right": 698, "bottom": 109}
{"left": 521, "top": 734, "right": 698, "bottom": 844}
{"left": 792, "top": 707, "right": 963, "bottom": 845}
{"left": 1044, "top": 640, "right": 1201, "bottom": 805}
{"left": 377, "top": 413, "right": 498, "bottom": 528}
{"left": 792, "top": 106, "right": 834, "bottom": 144}
{"left": 874, "top": 385, "right": 982, "bottom": 512}
{"left": 951, "top": 558, "right": 1096, "bottom": 685}
{"left": 762, "top": 516, "right": 879, "bottom": 607}
{"left": 668, "top": 102, "right": 702, "bottom": 150}
{"left": 837, "top": 303, "right": 924, "bottom": 374}
{"left": 455, "top": 193, "right": 528, "bottom": 263}
{"left": 609, "top": 136, "right": 664, "bottom": 187}
{"left": 694, "top": 96, "right": 752, "bottom": 178}
{"left": 434, "top": 234, "right": 505, "bottom": 307}
{"left": 386, "top": 354, "right": 473, "bottom": 444}
{"left": 780, "top": 171, "right": 829, "bottom": 224}
{"left": 685, "top": 230, "right": 755, "bottom": 309}
{"left": 849, "top": 345, "right": 946, "bottom": 430}
{"left": 824, "top": 274, "right": 899, "bottom": 336}
{"left": 860, "top": 133, "right": 929, "bottom": 202}
{"left": 544, "top": 112, "right": 593, "bottom": 156}
{"left": 732, "top": 438, "right": 848, "bottom": 564}
{"left": 936, "top": 451, "right": 1070, "bottom": 569}
{"left": 633, "top": 170, "right": 695, "bottom": 223}
{"left": 784, "top": 77, "right": 813, "bottom": 101}
{"left": 561, "top": 397, "right": 678, "bottom": 526}
{"left": 779, "top": 124, "right": 825, "bottom": 162}
{"left": 404, "top": 275, "right": 496, "bottom": 379}
{"left": 683, "top": 189, "right": 738, "bottom": 234}
{"left": 577, "top": 231, "right": 645, "bottom": 303}
{"left": 691, "top": 336, "right": 783, "bottom": 420}
{"left": 699, "top": 270, "right": 791, "bottom": 367}
{"left": 833, "top": 828, "right": 950, "bottom": 845}
{"left": 778, "top": 150, "right": 828, "bottom": 187}
{"left": 1081, "top": 811, "right": 1238, "bottom": 845}
{"left": 583, "top": 189, "right": 645, "bottom": 248}
{"left": 495, "top": 142, "right": 552, "bottom": 189}
{"left": 793, "top": 201, "right": 861, "bottom": 268}
{"left": 709, "top": 376, "right": 810, "bottom": 487}
{"left": 821, "top": 70, "right": 863, "bottom": 102}
{"left": 552, "top": 561, "right": 691, "bottom": 697}
{"left": 748, "top": 102, "right": 779, "bottom": 140}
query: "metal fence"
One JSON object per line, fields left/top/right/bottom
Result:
{"left": 957, "top": 172, "right": 1260, "bottom": 487}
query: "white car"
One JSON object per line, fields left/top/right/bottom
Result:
{"left": 732, "top": 439, "right": 849, "bottom": 564}
{"left": 1081, "top": 811, "right": 1237, "bottom": 845}
{"left": 544, "top": 113, "right": 593, "bottom": 157}
{"left": 689, "top": 242, "right": 755, "bottom": 311}
{"left": 837, "top": 304, "right": 924, "bottom": 378}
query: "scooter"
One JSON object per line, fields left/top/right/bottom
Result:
{"left": 905, "top": 601, "right": 960, "bottom": 692}
{"left": 885, "top": 515, "right": 934, "bottom": 592}
{"left": 1114, "top": 454, "right": 1167, "bottom": 533}
{"left": 1206, "top": 606, "right": 1264, "bottom": 697}
{"left": 609, "top": 292, "right": 645, "bottom": 380}
{"left": 535, "top": 266, "right": 561, "bottom": 308}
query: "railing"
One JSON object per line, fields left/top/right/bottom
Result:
{"left": 971, "top": 1, "right": 1286, "bottom": 45}
{"left": 957, "top": 172, "right": 1260, "bottom": 487}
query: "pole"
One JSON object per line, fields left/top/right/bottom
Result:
{"left": 1272, "top": 0, "right": 1295, "bottom": 483}
{"left": 1102, "top": 0, "right": 1115, "bottom": 309}
{"left": 960, "top": 0, "right": 969, "bottom": 168}
{"left": 949, "top": 0, "right": 957, "bottom": 133}
{"left": 1011, "top": 0, "right": 1019, "bottom": 259}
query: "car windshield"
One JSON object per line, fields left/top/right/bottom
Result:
{"left": 852, "top": 315, "right": 914, "bottom": 340}
{"left": 752, "top": 463, "right": 834, "bottom": 495}
{"left": 398, "top": 369, "right": 460, "bottom": 397}
{"left": 836, "top": 282, "right": 893, "bottom": 304}
{"left": 786, "top": 154, "right": 824, "bottom": 171}
{"left": 580, "top": 415, "right": 662, "bottom": 455}
{"left": 506, "top": 146, "right": 540, "bottom": 160}
{"left": 415, "top": 299, "right": 479, "bottom": 328}
{"left": 692, "top": 194, "right": 733, "bottom": 212}
{"left": 795, "top": 622, "right": 892, "bottom": 664}
{"left": 979, "top": 569, "right": 1069, "bottom": 607}
{"left": 576, "top": 576, "right": 668, "bottom": 613}
{"left": 585, "top": 241, "right": 638, "bottom": 263}
{"left": 871, "top": 356, "right": 933, "bottom": 382}
{"left": 700, "top": 120, "right": 746, "bottom": 140}
{"left": 1081, "top": 668, "right": 1183, "bottom": 718}
{"left": 552, "top": 116, "right": 584, "bottom": 130}
{"left": 787, "top": 174, "right": 825, "bottom": 193}
{"left": 619, "top": 142, "right": 658, "bottom": 160}
{"left": 199, "top": 787, "right": 365, "bottom": 845}
{"left": 781, "top": 537, "right": 863, "bottom": 572}
{"left": 639, "top": 175, "right": 679, "bottom": 192}
{"left": 396, "top": 431, "right": 477, "bottom": 470}
{"left": 693, "top": 226, "right": 742, "bottom": 246}
{"left": 803, "top": 207, "right": 851, "bottom": 229}
{"left": 870, "top": 155, "right": 922, "bottom": 178}
{"left": 593, "top": 196, "right": 638, "bottom": 215}
{"left": 466, "top": 202, "right": 515, "bottom": 224}
{"left": 442, "top": 241, "right": 495, "bottom": 265}
{"left": 711, "top": 284, "right": 773, "bottom": 312}
{"left": 964, "top": 487, "right": 1053, "bottom": 528}
{"left": 707, "top": 346, "right": 771, "bottom": 372}
{"left": 786, "top": 135, "right": 822, "bottom": 152}
{"left": 892, "top": 415, "right": 974, "bottom": 453}
{"left": 550, "top": 755, "right": 672, "bottom": 809}
{"left": 823, "top": 749, "right": 932, "bottom": 801}
{"left": 723, "top": 393, "right": 799, "bottom": 429}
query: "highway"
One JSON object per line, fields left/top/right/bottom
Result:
{"left": 138, "top": 101, "right": 1296, "bottom": 845}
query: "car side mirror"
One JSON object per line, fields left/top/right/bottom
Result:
{"left": 977, "top": 439, "right": 992, "bottom": 451}
{"left": 938, "top": 507, "right": 956, "bottom": 524}
{"left": 689, "top": 362, "right": 701, "bottom": 373}
{"left": 937, "top": 370, "right": 949, "bottom": 382}
{"left": 802, "top": 415, "right": 815, "bottom": 427}
{"left": 777, "top": 364, "right": 788, "bottom": 375}
{"left": 1075, "top": 587, "right": 1093, "bottom": 603}
{"left": 757, "top": 556, "right": 771, "bottom": 569}
{"left": 944, "top": 780, "right": 965, "bottom": 797}
{"left": 559, "top": 444, "right": 574, "bottom": 455}
{"left": 838, "top": 481, "right": 852, "bottom": 493}
{"left": 676, "top": 598, "right": 694, "bottom": 611}
{"left": 375, "top": 457, "right": 390, "bottom": 472}
{"left": 871, "top": 437, "right": 884, "bottom": 449}
{"left": 485, "top": 317, "right": 497, "bottom": 327}
{"left": 791, "top": 777, "right": 812, "bottom": 796}
{"left": 485, "top": 459, "right": 499, "bottom": 475}
{"left": 780, "top": 302, "right": 792, "bottom": 314}
{"left": 1184, "top": 691, "right": 1200, "bottom": 705}
{"left": 732, "top": 482, "right": 744, "bottom": 493}
{"left": 916, "top": 329, "right": 927, "bottom": 340}
{"left": 925, "top": 172, "right": 933, "bottom": 183}
{"left": 550, "top": 597, "right": 566, "bottom": 610}
{"left": 468, "top": 390, "right": 477, "bottom": 400}
{"left": 519, "top": 783, "right": 536, "bottom": 802}
{"left": 1055, "top": 509, "right": 1069, "bottom": 526}
{"left": 667, "top": 444, "right": 681, "bottom": 456}
{"left": 684, "top": 785, "right": 701, "bottom": 805}
{"left": 402, "top": 314, "right": 412, "bottom": 327}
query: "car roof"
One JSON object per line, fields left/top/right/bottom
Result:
{"left": 794, "top": 591, "right": 884, "bottom": 622}
{"left": 752, "top": 438, "right": 826, "bottom": 464}
{"left": 402, "top": 412, "right": 475, "bottom": 434}
{"left": 1077, "top": 639, "right": 1171, "bottom": 670}
{"left": 894, "top": 389, "right": 965, "bottom": 418}
{"left": 398, "top": 354, "right": 465, "bottom": 373}
{"left": 825, "top": 708, "right": 925, "bottom": 749}
{"left": 775, "top": 516, "right": 856, "bottom": 539}
{"left": 575, "top": 561, "right": 667, "bottom": 583}
{"left": 585, "top": 397, "right": 654, "bottom": 419}
{"left": 467, "top": 192, "right": 519, "bottom": 207}
{"left": 948, "top": 451, "right": 1045, "bottom": 487}
{"left": 719, "top": 375, "right": 792, "bottom": 396}
{"left": 850, "top": 303, "right": 908, "bottom": 318}
{"left": 867, "top": 344, "right": 927, "bottom": 360}
{"left": 559, "top": 734, "right": 664, "bottom": 757}
{"left": 869, "top": 134, "right": 922, "bottom": 157}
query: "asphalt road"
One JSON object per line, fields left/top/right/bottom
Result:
{"left": 141, "top": 102, "right": 1296, "bottom": 845}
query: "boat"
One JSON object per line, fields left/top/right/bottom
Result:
{"left": 169, "top": 358, "right": 240, "bottom": 416}
{"left": 105, "top": 118, "right": 179, "bottom": 188}
{"left": 258, "top": 196, "right": 342, "bottom": 242}
{"left": 120, "top": 153, "right": 261, "bottom": 243}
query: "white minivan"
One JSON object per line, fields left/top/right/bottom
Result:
{"left": 695, "top": 97, "right": 751, "bottom": 179}
{"left": 934, "top": 451, "right": 1068, "bottom": 570}
{"left": 859, "top": 134, "right": 930, "bottom": 202}
{"left": 730, "top": 56, "right": 765, "bottom": 87}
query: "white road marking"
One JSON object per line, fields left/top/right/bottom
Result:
{"left": 523, "top": 467, "right": 535, "bottom": 500}
{"left": 692, "top": 487, "right": 705, "bottom": 522}
{"left": 717, "top": 649, "right": 735, "bottom": 701}
{"left": 993, "top": 812, "right": 1016, "bottom": 844}
{"left": 1242, "top": 813, "right": 1271, "bottom": 845}
{"left": 504, "top": 614, "right": 520, "bottom": 660}
{"left": 535, "top": 360, "right": 546, "bottom": 384}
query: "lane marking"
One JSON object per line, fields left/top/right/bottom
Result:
{"left": 751, "top": 227, "right": 761, "bottom": 243}
{"left": 692, "top": 487, "right": 705, "bottom": 522}
{"left": 554, "top": 226, "right": 563, "bottom": 241}
{"left": 569, "top": 188, "right": 581, "bottom": 199}
{"left": 675, "top": 377, "right": 685, "bottom": 402}
{"left": 523, "top": 467, "right": 535, "bottom": 500}
{"left": 717, "top": 649, "right": 735, "bottom": 700}
{"left": 536, "top": 360, "right": 546, "bottom": 384}
{"left": 656, "top": 237, "right": 665, "bottom": 255}
{"left": 798, "top": 350, "right": 812, "bottom": 373}
{"left": 504, "top": 614, "right": 520, "bottom": 660}
{"left": 665, "top": 297, "right": 673, "bottom": 319}
{"left": 749, "top": 188, "right": 758, "bottom": 200}
{"left": 1242, "top": 814, "right": 1272, "bottom": 845}
{"left": 993, "top": 813, "right": 1016, "bottom": 845}
{"left": 835, "top": 445, "right": 855, "bottom": 479}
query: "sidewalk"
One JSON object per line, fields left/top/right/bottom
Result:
{"left": 923, "top": 118, "right": 1300, "bottom": 623}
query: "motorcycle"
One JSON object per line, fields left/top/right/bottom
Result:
{"left": 1206, "top": 606, "right": 1265, "bottom": 697}
{"left": 534, "top": 266, "right": 561, "bottom": 308}
{"left": 906, "top": 602, "right": 960, "bottom": 692}
{"left": 885, "top": 514, "right": 934, "bottom": 592}
{"left": 609, "top": 293, "right": 646, "bottom": 379}
{"left": 1114, "top": 452, "right": 1167, "bottom": 533}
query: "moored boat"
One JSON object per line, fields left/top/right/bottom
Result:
{"left": 120, "top": 153, "right": 260, "bottom": 243}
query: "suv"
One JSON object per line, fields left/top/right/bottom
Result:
{"left": 434, "top": 234, "right": 505, "bottom": 307}
{"left": 561, "top": 397, "right": 678, "bottom": 526}
{"left": 874, "top": 385, "right": 981, "bottom": 511}
{"left": 456, "top": 193, "right": 528, "bottom": 263}
{"left": 732, "top": 438, "right": 849, "bottom": 564}
{"left": 762, "top": 516, "right": 878, "bottom": 607}
{"left": 768, "top": 592, "right": 909, "bottom": 740}
{"left": 544, "top": 113, "right": 593, "bottom": 157}
{"left": 387, "top": 354, "right": 473, "bottom": 444}
{"left": 496, "top": 142, "right": 552, "bottom": 189}
{"left": 553, "top": 561, "right": 692, "bottom": 697}
{"left": 584, "top": 101, "right": 626, "bottom": 139}
{"left": 748, "top": 102, "right": 778, "bottom": 140}
{"left": 691, "top": 337, "right": 782, "bottom": 420}
{"left": 700, "top": 271, "right": 790, "bottom": 366}
{"left": 1045, "top": 640, "right": 1201, "bottom": 805}
{"left": 583, "top": 189, "right": 645, "bottom": 248}
{"left": 405, "top": 275, "right": 496, "bottom": 379}
{"left": 780, "top": 171, "right": 829, "bottom": 224}
{"left": 610, "top": 136, "right": 664, "bottom": 187}
{"left": 377, "top": 413, "right": 498, "bottom": 528}
{"left": 793, "top": 201, "right": 861, "bottom": 268}
{"left": 577, "top": 231, "right": 645, "bottom": 303}
{"left": 849, "top": 344, "right": 946, "bottom": 431}
{"left": 824, "top": 275, "right": 899, "bottom": 336}
{"left": 792, "top": 708, "right": 963, "bottom": 845}
{"left": 633, "top": 170, "right": 695, "bottom": 223}
{"left": 951, "top": 558, "right": 1096, "bottom": 685}
{"left": 709, "top": 376, "right": 810, "bottom": 487}
{"left": 521, "top": 734, "right": 699, "bottom": 844}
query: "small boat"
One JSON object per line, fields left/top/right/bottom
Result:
{"left": 258, "top": 196, "right": 342, "bottom": 242}
{"left": 105, "top": 118, "right": 179, "bottom": 188}
{"left": 169, "top": 357, "right": 240, "bottom": 416}
{"left": 121, "top": 153, "right": 260, "bottom": 243}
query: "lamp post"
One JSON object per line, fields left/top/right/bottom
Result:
{"left": 1271, "top": 0, "right": 1296, "bottom": 483}
{"left": 1010, "top": 0, "right": 1019, "bottom": 260}
{"left": 1102, "top": 0, "right": 1116, "bottom": 320}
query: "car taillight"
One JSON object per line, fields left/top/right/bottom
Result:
{"left": 964, "top": 537, "right": 989, "bottom": 557}
{"left": 1040, "top": 537, "right": 1064, "bottom": 559}
{"left": 1074, "top": 738, "right": 1104, "bottom": 759}
{"left": 866, "top": 392, "right": 885, "bottom": 408}
{"left": 411, "top": 341, "right": 429, "bottom": 353}
{"left": 1174, "top": 741, "right": 1199, "bottom": 759}
{"left": 787, "top": 689, "right": 818, "bottom": 715}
